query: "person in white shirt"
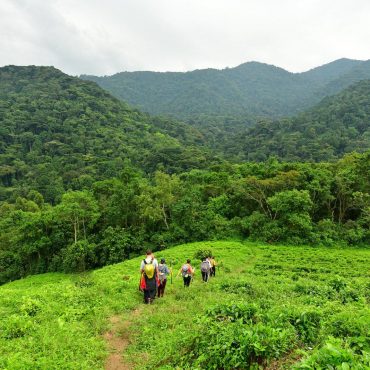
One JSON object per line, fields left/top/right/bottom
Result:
{"left": 140, "top": 250, "right": 159, "bottom": 304}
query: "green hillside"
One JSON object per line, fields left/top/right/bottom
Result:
{"left": 0, "top": 66, "right": 368, "bottom": 293}
{"left": 1, "top": 241, "right": 369, "bottom": 369}
{"left": 182, "top": 80, "right": 370, "bottom": 162}
{"left": 0, "top": 65, "right": 212, "bottom": 204}
{"left": 242, "top": 80, "right": 370, "bottom": 162}
{"left": 81, "top": 58, "right": 370, "bottom": 119}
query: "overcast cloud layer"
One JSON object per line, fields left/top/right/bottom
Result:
{"left": 1, "top": 0, "right": 369, "bottom": 76}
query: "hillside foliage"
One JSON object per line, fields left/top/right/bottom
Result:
{"left": 0, "top": 241, "right": 369, "bottom": 369}
{"left": 0, "top": 152, "right": 369, "bottom": 284}
{"left": 0, "top": 66, "right": 213, "bottom": 204}
{"left": 185, "top": 80, "right": 370, "bottom": 162}
{"left": 241, "top": 80, "right": 370, "bottom": 161}
{"left": 81, "top": 58, "right": 370, "bottom": 119}
{"left": 0, "top": 62, "right": 369, "bottom": 370}
{"left": 0, "top": 66, "right": 369, "bottom": 285}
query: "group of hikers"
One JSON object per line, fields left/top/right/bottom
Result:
{"left": 139, "top": 250, "right": 217, "bottom": 304}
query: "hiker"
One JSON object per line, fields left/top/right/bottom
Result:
{"left": 200, "top": 257, "right": 211, "bottom": 282}
{"left": 140, "top": 250, "right": 159, "bottom": 304}
{"left": 210, "top": 256, "right": 217, "bottom": 277}
{"left": 157, "top": 258, "right": 171, "bottom": 297}
{"left": 178, "top": 259, "right": 194, "bottom": 287}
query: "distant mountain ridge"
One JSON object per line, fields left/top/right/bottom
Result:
{"left": 81, "top": 58, "right": 370, "bottom": 119}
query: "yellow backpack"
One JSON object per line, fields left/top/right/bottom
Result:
{"left": 143, "top": 259, "right": 155, "bottom": 279}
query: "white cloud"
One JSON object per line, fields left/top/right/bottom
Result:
{"left": 0, "top": 0, "right": 369, "bottom": 75}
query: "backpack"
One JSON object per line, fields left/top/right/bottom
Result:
{"left": 158, "top": 264, "right": 167, "bottom": 283}
{"left": 143, "top": 259, "right": 155, "bottom": 279}
{"left": 182, "top": 264, "right": 191, "bottom": 277}
{"left": 201, "top": 261, "right": 210, "bottom": 273}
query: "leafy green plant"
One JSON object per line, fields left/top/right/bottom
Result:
{"left": 294, "top": 337, "right": 370, "bottom": 369}
{"left": 206, "top": 302, "right": 258, "bottom": 324}
{"left": 1, "top": 314, "right": 35, "bottom": 339}
{"left": 193, "top": 248, "right": 213, "bottom": 261}
{"left": 220, "top": 281, "right": 255, "bottom": 296}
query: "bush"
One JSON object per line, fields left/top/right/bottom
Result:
{"left": 206, "top": 302, "right": 258, "bottom": 324}
{"left": 313, "top": 219, "right": 340, "bottom": 246}
{"left": 193, "top": 248, "right": 213, "bottom": 261}
{"left": 20, "top": 297, "right": 42, "bottom": 317}
{"left": 326, "top": 310, "right": 370, "bottom": 352}
{"left": 220, "top": 281, "right": 255, "bottom": 296}
{"left": 1, "top": 314, "right": 35, "bottom": 339}
{"left": 62, "top": 240, "right": 97, "bottom": 272}
{"left": 294, "top": 337, "right": 370, "bottom": 369}
{"left": 288, "top": 310, "right": 322, "bottom": 345}
{"left": 242, "top": 212, "right": 282, "bottom": 242}
{"left": 179, "top": 319, "right": 296, "bottom": 369}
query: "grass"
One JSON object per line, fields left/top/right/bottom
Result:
{"left": 0, "top": 240, "right": 369, "bottom": 369}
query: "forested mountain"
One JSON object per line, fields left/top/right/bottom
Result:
{"left": 242, "top": 80, "right": 370, "bottom": 161}
{"left": 0, "top": 66, "right": 215, "bottom": 204}
{"left": 318, "top": 60, "right": 370, "bottom": 96}
{"left": 0, "top": 66, "right": 369, "bottom": 286}
{"left": 81, "top": 58, "right": 370, "bottom": 119}
{"left": 181, "top": 80, "right": 370, "bottom": 162}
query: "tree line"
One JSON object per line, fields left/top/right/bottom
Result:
{"left": 0, "top": 152, "right": 368, "bottom": 284}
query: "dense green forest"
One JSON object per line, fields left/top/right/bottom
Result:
{"left": 81, "top": 58, "right": 370, "bottom": 119}
{"left": 1, "top": 152, "right": 369, "bottom": 284}
{"left": 215, "top": 80, "right": 370, "bottom": 161}
{"left": 0, "top": 65, "right": 369, "bottom": 286}
{"left": 177, "top": 80, "right": 370, "bottom": 162}
{"left": 0, "top": 66, "right": 215, "bottom": 204}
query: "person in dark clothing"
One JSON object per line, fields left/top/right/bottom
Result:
{"left": 210, "top": 256, "right": 217, "bottom": 277}
{"left": 157, "top": 258, "right": 170, "bottom": 297}
{"left": 178, "top": 259, "right": 194, "bottom": 287}
{"left": 200, "top": 257, "right": 211, "bottom": 282}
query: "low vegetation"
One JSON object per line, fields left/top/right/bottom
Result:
{"left": 1, "top": 241, "right": 369, "bottom": 369}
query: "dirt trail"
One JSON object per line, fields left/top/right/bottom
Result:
{"left": 104, "top": 308, "right": 141, "bottom": 370}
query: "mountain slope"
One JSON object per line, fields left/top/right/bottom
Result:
{"left": 0, "top": 241, "right": 369, "bottom": 369}
{"left": 300, "top": 58, "right": 364, "bottom": 84}
{"left": 81, "top": 59, "right": 370, "bottom": 119}
{"left": 242, "top": 80, "right": 370, "bottom": 161}
{"left": 0, "top": 66, "right": 214, "bottom": 203}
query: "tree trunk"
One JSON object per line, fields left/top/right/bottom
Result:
{"left": 162, "top": 203, "right": 169, "bottom": 229}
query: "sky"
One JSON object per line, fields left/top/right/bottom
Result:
{"left": 1, "top": 0, "right": 369, "bottom": 76}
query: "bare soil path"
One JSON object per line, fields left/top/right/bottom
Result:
{"left": 104, "top": 308, "right": 142, "bottom": 370}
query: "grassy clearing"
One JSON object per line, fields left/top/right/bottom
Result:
{"left": 0, "top": 241, "right": 369, "bottom": 369}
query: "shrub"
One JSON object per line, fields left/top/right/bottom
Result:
{"left": 20, "top": 297, "right": 42, "bottom": 317}
{"left": 193, "top": 248, "right": 213, "bottom": 261}
{"left": 289, "top": 310, "right": 322, "bottom": 345}
{"left": 62, "top": 240, "right": 97, "bottom": 272}
{"left": 206, "top": 303, "right": 258, "bottom": 324}
{"left": 179, "top": 319, "right": 296, "bottom": 369}
{"left": 1, "top": 314, "right": 35, "bottom": 339}
{"left": 220, "top": 281, "right": 255, "bottom": 296}
{"left": 294, "top": 337, "right": 370, "bottom": 369}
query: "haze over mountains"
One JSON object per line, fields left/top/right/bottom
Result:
{"left": 81, "top": 58, "right": 370, "bottom": 119}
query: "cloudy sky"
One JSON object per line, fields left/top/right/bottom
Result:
{"left": 1, "top": 0, "right": 369, "bottom": 76}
